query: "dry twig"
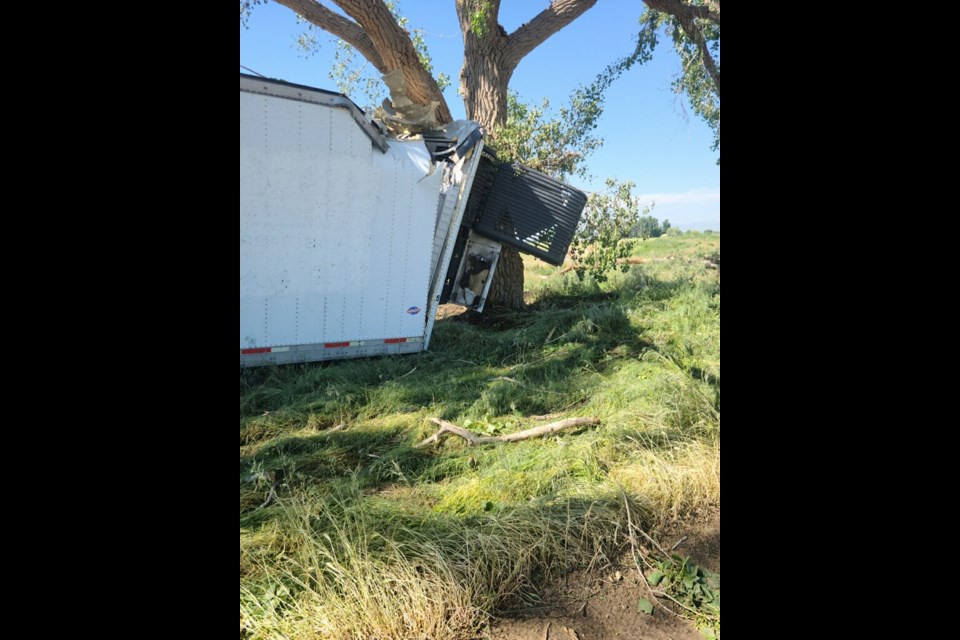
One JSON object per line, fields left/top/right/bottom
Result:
{"left": 621, "top": 490, "right": 681, "bottom": 618}
{"left": 416, "top": 417, "right": 600, "bottom": 448}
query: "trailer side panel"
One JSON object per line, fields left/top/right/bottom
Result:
{"left": 240, "top": 89, "right": 442, "bottom": 364}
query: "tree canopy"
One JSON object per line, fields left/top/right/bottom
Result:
{"left": 240, "top": 0, "right": 720, "bottom": 306}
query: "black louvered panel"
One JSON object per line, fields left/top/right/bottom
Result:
{"left": 472, "top": 163, "right": 587, "bottom": 266}
{"left": 462, "top": 148, "right": 498, "bottom": 226}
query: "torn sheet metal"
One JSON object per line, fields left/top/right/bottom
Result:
{"left": 389, "top": 138, "right": 435, "bottom": 178}
{"left": 422, "top": 120, "right": 484, "bottom": 164}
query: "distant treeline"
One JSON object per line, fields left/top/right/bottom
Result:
{"left": 631, "top": 217, "right": 717, "bottom": 238}
{"left": 632, "top": 215, "right": 672, "bottom": 238}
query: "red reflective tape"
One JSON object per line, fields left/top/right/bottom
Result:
{"left": 325, "top": 342, "right": 350, "bottom": 348}
{"left": 384, "top": 338, "right": 407, "bottom": 344}
{"left": 241, "top": 347, "right": 272, "bottom": 355}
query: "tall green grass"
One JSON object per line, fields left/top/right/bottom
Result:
{"left": 241, "top": 482, "right": 630, "bottom": 639}
{"left": 240, "top": 234, "right": 720, "bottom": 639}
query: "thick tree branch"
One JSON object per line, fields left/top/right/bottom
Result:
{"left": 333, "top": 0, "right": 452, "bottom": 123}
{"left": 644, "top": 0, "right": 720, "bottom": 26}
{"left": 273, "top": 0, "right": 385, "bottom": 71}
{"left": 504, "top": 0, "right": 598, "bottom": 69}
{"left": 416, "top": 417, "right": 601, "bottom": 448}
{"left": 677, "top": 14, "right": 720, "bottom": 97}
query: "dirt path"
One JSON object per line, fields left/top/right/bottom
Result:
{"left": 485, "top": 511, "right": 720, "bottom": 640}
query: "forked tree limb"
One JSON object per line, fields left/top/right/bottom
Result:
{"left": 503, "top": 0, "right": 600, "bottom": 69}
{"left": 416, "top": 417, "right": 600, "bottom": 448}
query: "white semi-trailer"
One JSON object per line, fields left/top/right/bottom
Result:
{"left": 240, "top": 74, "right": 586, "bottom": 367}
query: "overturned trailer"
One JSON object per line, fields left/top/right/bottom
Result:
{"left": 240, "top": 74, "right": 587, "bottom": 367}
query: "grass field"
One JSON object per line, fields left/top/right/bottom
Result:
{"left": 240, "top": 233, "right": 720, "bottom": 639}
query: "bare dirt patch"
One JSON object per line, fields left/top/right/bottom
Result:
{"left": 436, "top": 303, "right": 469, "bottom": 321}
{"left": 670, "top": 509, "right": 720, "bottom": 574}
{"left": 485, "top": 510, "right": 719, "bottom": 640}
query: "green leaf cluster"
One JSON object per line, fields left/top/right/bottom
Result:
{"left": 633, "top": 7, "right": 720, "bottom": 163}
{"left": 493, "top": 92, "right": 603, "bottom": 182}
{"left": 569, "top": 179, "right": 651, "bottom": 282}
{"left": 651, "top": 555, "right": 720, "bottom": 636}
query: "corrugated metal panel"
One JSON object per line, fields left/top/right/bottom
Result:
{"left": 471, "top": 162, "right": 587, "bottom": 266}
{"left": 462, "top": 148, "right": 498, "bottom": 227}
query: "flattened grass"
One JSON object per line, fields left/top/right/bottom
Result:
{"left": 240, "top": 234, "right": 720, "bottom": 640}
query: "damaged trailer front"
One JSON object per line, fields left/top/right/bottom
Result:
{"left": 240, "top": 74, "right": 586, "bottom": 367}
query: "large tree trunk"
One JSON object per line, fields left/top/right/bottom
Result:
{"left": 455, "top": 2, "right": 524, "bottom": 309}
{"left": 462, "top": 59, "right": 527, "bottom": 308}
{"left": 486, "top": 246, "right": 526, "bottom": 309}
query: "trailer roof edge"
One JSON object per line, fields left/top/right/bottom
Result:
{"left": 240, "top": 73, "right": 389, "bottom": 153}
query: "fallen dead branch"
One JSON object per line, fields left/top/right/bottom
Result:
{"left": 257, "top": 482, "right": 278, "bottom": 509}
{"left": 621, "top": 490, "right": 681, "bottom": 619}
{"left": 416, "top": 417, "right": 600, "bottom": 448}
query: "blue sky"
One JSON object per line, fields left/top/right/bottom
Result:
{"left": 240, "top": 2, "right": 720, "bottom": 230}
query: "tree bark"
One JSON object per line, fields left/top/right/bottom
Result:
{"left": 454, "top": 0, "right": 598, "bottom": 132}
{"left": 334, "top": 0, "right": 452, "bottom": 122}
{"left": 455, "top": 0, "right": 512, "bottom": 131}
{"left": 487, "top": 246, "right": 526, "bottom": 309}
{"left": 643, "top": 0, "right": 720, "bottom": 26}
